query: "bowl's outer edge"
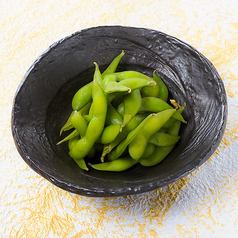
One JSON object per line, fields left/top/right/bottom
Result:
{"left": 11, "top": 25, "right": 228, "bottom": 197}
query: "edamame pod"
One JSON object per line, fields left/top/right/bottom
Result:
{"left": 139, "top": 97, "right": 186, "bottom": 123}
{"left": 102, "top": 50, "right": 125, "bottom": 76}
{"left": 101, "top": 124, "right": 121, "bottom": 144}
{"left": 124, "top": 114, "right": 146, "bottom": 132}
{"left": 76, "top": 159, "right": 88, "bottom": 171}
{"left": 59, "top": 112, "right": 74, "bottom": 135}
{"left": 150, "top": 132, "right": 180, "bottom": 146}
{"left": 89, "top": 158, "right": 137, "bottom": 172}
{"left": 113, "top": 71, "right": 151, "bottom": 81}
{"left": 140, "top": 121, "right": 181, "bottom": 166}
{"left": 57, "top": 129, "right": 80, "bottom": 145}
{"left": 104, "top": 77, "right": 156, "bottom": 93}
{"left": 60, "top": 103, "right": 91, "bottom": 135}
{"left": 141, "top": 72, "right": 160, "bottom": 97}
{"left": 106, "top": 103, "right": 123, "bottom": 125}
{"left": 108, "top": 113, "right": 155, "bottom": 161}
{"left": 83, "top": 114, "right": 91, "bottom": 122}
{"left": 117, "top": 102, "right": 125, "bottom": 116}
{"left": 142, "top": 143, "right": 155, "bottom": 158}
{"left": 79, "top": 102, "right": 91, "bottom": 115}
{"left": 122, "top": 89, "right": 142, "bottom": 127}
{"left": 72, "top": 50, "right": 124, "bottom": 111}
{"left": 100, "top": 114, "right": 145, "bottom": 162}
{"left": 162, "top": 117, "right": 176, "bottom": 129}
{"left": 72, "top": 82, "right": 92, "bottom": 111}
{"left": 140, "top": 146, "right": 173, "bottom": 167}
{"left": 70, "top": 111, "right": 88, "bottom": 137}
{"left": 100, "top": 130, "right": 127, "bottom": 162}
{"left": 69, "top": 63, "right": 107, "bottom": 169}
{"left": 129, "top": 109, "right": 175, "bottom": 160}
{"left": 153, "top": 71, "right": 168, "bottom": 101}
{"left": 68, "top": 137, "right": 78, "bottom": 151}
{"left": 141, "top": 84, "right": 160, "bottom": 98}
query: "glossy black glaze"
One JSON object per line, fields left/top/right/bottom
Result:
{"left": 12, "top": 26, "right": 227, "bottom": 197}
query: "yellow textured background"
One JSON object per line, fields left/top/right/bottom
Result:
{"left": 1, "top": 0, "right": 238, "bottom": 237}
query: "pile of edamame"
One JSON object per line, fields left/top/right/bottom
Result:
{"left": 58, "top": 51, "right": 186, "bottom": 171}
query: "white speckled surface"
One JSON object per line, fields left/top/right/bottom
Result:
{"left": 1, "top": 1, "right": 238, "bottom": 237}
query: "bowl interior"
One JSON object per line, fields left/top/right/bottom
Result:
{"left": 12, "top": 26, "right": 227, "bottom": 196}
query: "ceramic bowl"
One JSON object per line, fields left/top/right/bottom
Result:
{"left": 12, "top": 26, "right": 227, "bottom": 197}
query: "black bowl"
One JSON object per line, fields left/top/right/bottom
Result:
{"left": 12, "top": 26, "right": 227, "bottom": 197}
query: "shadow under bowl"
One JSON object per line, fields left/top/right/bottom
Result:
{"left": 12, "top": 26, "right": 227, "bottom": 197}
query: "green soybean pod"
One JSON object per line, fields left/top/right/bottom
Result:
{"left": 100, "top": 132, "right": 126, "bottom": 162}
{"left": 69, "top": 63, "right": 107, "bottom": 169}
{"left": 72, "top": 82, "right": 92, "bottom": 111}
{"left": 139, "top": 97, "right": 186, "bottom": 123}
{"left": 118, "top": 78, "right": 156, "bottom": 89}
{"left": 128, "top": 109, "right": 175, "bottom": 160}
{"left": 113, "top": 71, "right": 151, "bottom": 81}
{"left": 83, "top": 114, "right": 91, "bottom": 122}
{"left": 150, "top": 132, "right": 180, "bottom": 146}
{"left": 68, "top": 138, "right": 88, "bottom": 171}
{"left": 142, "top": 143, "right": 155, "bottom": 158}
{"left": 124, "top": 114, "right": 146, "bottom": 132}
{"left": 70, "top": 111, "right": 88, "bottom": 137}
{"left": 68, "top": 137, "right": 78, "bottom": 151}
{"left": 104, "top": 77, "right": 156, "bottom": 94}
{"left": 117, "top": 102, "right": 125, "bottom": 116}
{"left": 103, "top": 74, "right": 130, "bottom": 93}
{"left": 153, "top": 71, "right": 168, "bottom": 101}
{"left": 71, "top": 51, "right": 124, "bottom": 111}
{"left": 57, "top": 129, "right": 80, "bottom": 145}
{"left": 100, "top": 114, "right": 145, "bottom": 162}
{"left": 168, "top": 120, "right": 181, "bottom": 136}
{"left": 162, "top": 117, "right": 176, "bottom": 129}
{"left": 160, "top": 107, "right": 183, "bottom": 130}
{"left": 101, "top": 124, "right": 121, "bottom": 144}
{"left": 79, "top": 102, "right": 91, "bottom": 115}
{"left": 140, "top": 146, "right": 172, "bottom": 167}
{"left": 75, "top": 159, "right": 88, "bottom": 171}
{"left": 108, "top": 113, "right": 154, "bottom": 161}
{"left": 140, "top": 121, "right": 181, "bottom": 166}
{"left": 106, "top": 103, "right": 123, "bottom": 125}
{"left": 112, "top": 71, "right": 159, "bottom": 96}
{"left": 60, "top": 103, "right": 91, "bottom": 136}
{"left": 141, "top": 84, "right": 160, "bottom": 98}
{"left": 104, "top": 82, "right": 131, "bottom": 93}
{"left": 122, "top": 89, "right": 142, "bottom": 127}
{"left": 89, "top": 158, "right": 137, "bottom": 172}
{"left": 59, "top": 112, "right": 74, "bottom": 135}
{"left": 102, "top": 50, "right": 125, "bottom": 76}
{"left": 141, "top": 71, "right": 160, "bottom": 97}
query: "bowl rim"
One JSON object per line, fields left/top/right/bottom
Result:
{"left": 11, "top": 25, "right": 228, "bottom": 197}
